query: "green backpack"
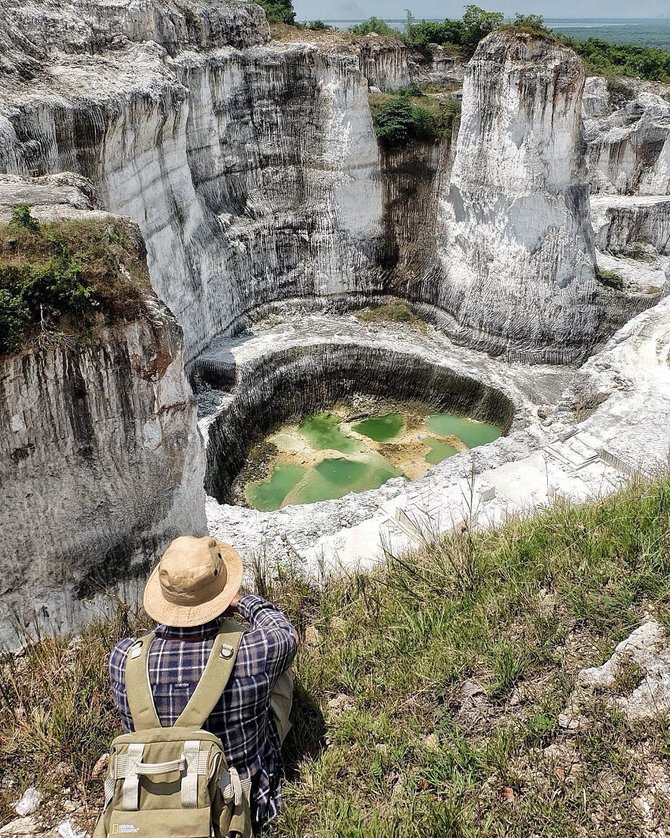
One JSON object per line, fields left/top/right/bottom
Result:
{"left": 94, "top": 620, "right": 253, "bottom": 838}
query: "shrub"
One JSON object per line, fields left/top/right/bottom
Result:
{"left": 10, "top": 203, "right": 40, "bottom": 232}
{"left": 461, "top": 5, "right": 504, "bottom": 52}
{"left": 349, "top": 17, "right": 398, "bottom": 37}
{"left": 305, "top": 20, "right": 333, "bottom": 31}
{"left": 569, "top": 37, "right": 670, "bottom": 84}
{"left": 372, "top": 91, "right": 461, "bottom": 149}
{"left": 0, "top": 214, "right": 150, "bottom": 355}
{"left": 509, "top": 13, "right": 549, "bottom": 35}
{"left": 607, "top": 77, "right": 635, "bottom": 109}
{"left": 255, "top": 0, "right": 295, "bottom": 25}
{"left": 596, "top": 267, "right": 625, "bottom": 290}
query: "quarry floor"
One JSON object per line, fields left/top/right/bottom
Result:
{"left": 194, "top": 298, "right": 670, "bottom": 576}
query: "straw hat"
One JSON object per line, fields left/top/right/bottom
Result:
{"left": 143, "top": 536, "right": 243, "bottom": 627}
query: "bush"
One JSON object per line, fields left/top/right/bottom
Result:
{"left": 0, "top": 213, "right": 150, "bottom": 355}
{"left": 10, "top": 204, "right": 40, "bottom": 232}
{"left": 596, "top": 267, "right": 625, "bottom": 290}
{"left": 569, "top": 37, "right": 670, "bottom": 83}
{"left": 461, "top": 5, "right": 504, "bottom": 52}
{"left": 372, "top": 91, "right": 461, "bottom": 149}
{"left": 305, "top": 20, "right": 333, "bottom": 31}
{"left": 349, "top": 17, "right": 398, "bottom": 37}
{"left": 509, "top": 13, "right": 549, "bottom": 35}
{"left": 255, "top": 0, "right": 295, "bottom": 25}
{"left": 607, "top": 77, "right": 635, "bottom": 109}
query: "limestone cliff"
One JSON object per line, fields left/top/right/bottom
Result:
{"left": 584, "top": 78, "right": 670, "bottom": 196}
{"left": 411, "top": 32, "right": 603, "bottom": 364}
{"left": 0, "top": 175, "right": 205, "bottom": 644}
{"left": 0, "top": 0, "right": 385, "bottom": 361}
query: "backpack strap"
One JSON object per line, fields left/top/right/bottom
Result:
{"left": 124, "top": 631, "right": 160, "bottom": 731}
{"left": 174, "top": 619, "right": 245, "bottom": 729}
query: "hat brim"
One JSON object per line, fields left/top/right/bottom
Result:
{"left": 143, "top": 541, "right": 243, "bottom": 627}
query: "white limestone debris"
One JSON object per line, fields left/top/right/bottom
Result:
{"left": 559, "top": 621, "right": 670, "bottom": 729}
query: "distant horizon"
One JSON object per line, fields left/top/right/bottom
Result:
{"left": 306, "top": 15, "right": 669, "bottom": 21}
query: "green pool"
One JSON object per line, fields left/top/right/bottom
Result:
{"left": 244, "top": 409, "right": 503, "bottom": 511}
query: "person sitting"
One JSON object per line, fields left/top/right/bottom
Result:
{"left": 108, "top": 535, "right": 297, "bottom": 834}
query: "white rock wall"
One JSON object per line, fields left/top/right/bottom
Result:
{"left": 585, "top": 85, "right": 670, "bottom": 196}
{"left": 0, "top": 6, "right": 385, "bottom": 361}
{"left": 0, "top": 177, "right": 206, "bottom": 646}
{"left": 425, "top": 32, "right": 601, "bottom": 363}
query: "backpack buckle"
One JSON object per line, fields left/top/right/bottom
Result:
{"left": 220, "top": 644, "right": 234, "bottom": 660}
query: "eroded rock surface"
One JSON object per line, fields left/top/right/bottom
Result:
{"left": 0, "top": 176, "right": 205, "bottom": 645}
{"left": 418, "top": 32, "right": 605, "bottom": 363}
{"left": 560, "top": 621, "right": 670, "bottom": 727}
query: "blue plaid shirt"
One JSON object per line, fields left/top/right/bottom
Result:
{"left": 109, "top": 594, "right": 297, "bottom": 831}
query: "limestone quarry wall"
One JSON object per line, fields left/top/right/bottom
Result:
{"left": 0, "top": 178, "right": 206, "bottom": 645}
{"left": 1, "top": 2, "right": 639, "bottom": 367}
{"left": 0, "top": 3, "right": 388, "bottom": 361}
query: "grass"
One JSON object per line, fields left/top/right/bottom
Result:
{"left": 596, "top": 267, "right": 626, "bottom": 291}
{"left": 0, "top": 206, "right": 151, "bottom": 355}
{"left": 1, "top": 477, "right": 670, "bottom": 834}
{"left": 355, "top": 299, "right": 427, "bottom": 331}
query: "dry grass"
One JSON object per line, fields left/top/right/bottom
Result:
{"left": 1, "top": 478, "right": 669, "bottom": 835}
{"left": 355, "top": 299, "right": 427, "bottom": 331}
{"left": 0, "top": 210, "right": 151, "bottom": 354}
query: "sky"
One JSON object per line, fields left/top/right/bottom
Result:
{"left": 293, "top": 0, "right": 668, "bottom": 20}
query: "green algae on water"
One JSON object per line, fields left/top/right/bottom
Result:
{"left": 245, "top": 463, "right": 306, "bottom": 511}
{"left": 427, "top": 413, "right": 502, "bottom": 448}
{"left": 285, "top": 454, "right": 403, "bottom": 506}
{"left": 299, "top": 413, "right": 361, "bottom": 453}
{"left": 424, "top": 437, "right": 459, "bottom": 465}
{"left": 352, "top": 412, "right": 404, "bottom": 442}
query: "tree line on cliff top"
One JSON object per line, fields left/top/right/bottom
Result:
{"left": 260, "top": 0, "right": 670, "bottom": 85}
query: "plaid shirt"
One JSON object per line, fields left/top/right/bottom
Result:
{"left": 109, "top": 594, "right": 297, "bottom": 831}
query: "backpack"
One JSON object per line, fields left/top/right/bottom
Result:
{"left": 94, "top": 619, "right": 253, "bottom": 838}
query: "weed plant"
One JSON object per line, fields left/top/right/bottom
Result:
{"left": 0, "top": 206, "right": 150, "bottom": 355}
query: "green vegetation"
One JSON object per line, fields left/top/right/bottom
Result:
{"left": 353, "top": 6, "right": 505, "bottom": 56}
{"left": 370, "top": 89, "right": 460, "bottom": 149}
{"left": 596, "top": 267, "right": 626, "bottom": 291}
{"left": 568, "top": 38, "right": 670, "bottom": 84}
{"left": 355, "top": 299, "right": 426, "bottom": 328}
{"left": 304, "top": 20, "right": 333, "bottom": 32}
{"left": 0, "top": 206, "right": 150, "bottom": 355}
{"left": 348, "top": 16, "right": 398, "bottom": 38}
{"left": 606, "top": 77, "right": 636, "bottom": 109}
{"left": 2, "top": 477, "right": 669, "bottom": 834}
{"left": 347, "top": 7, "right": 670, "bottom": 84}
{"left": 255, "top": 0, "right": 295, "bottom": 25}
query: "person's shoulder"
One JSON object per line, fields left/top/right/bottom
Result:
{"left": 109, "top": 636, "right": 138, "bottom": 671}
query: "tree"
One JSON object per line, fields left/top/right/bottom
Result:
{"left": 255, "top": 0, "right": 295, "bottom": 25}
{"left": 512, "top": 14, "right": 549, "bottom": 34}
{"left": 462, "top": 5, "right": 504, "bottom": 51}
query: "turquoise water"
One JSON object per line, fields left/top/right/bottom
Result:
{"left": 299, "top": 413, "right": 360, "bottom": 453}
{"left": 246, "top": 463, "right": 306, "bottom": 511}
{"left": 353, "top": 413, "right": 404, "bottom": 442}
{"left": 424, "top": 437, "right": 459, "bottom": 466}
{"left": 284, "top": 455, "right": 403, "bottom": 506}
{"left": 245, "top": 410, "right": 503, "bottom": 511}
{"left": 427, "top": 414, "right": 502, "bottom": 449}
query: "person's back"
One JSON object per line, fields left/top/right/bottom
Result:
{"left": 108, "top": 537, "right": 297, "bottom": 835}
